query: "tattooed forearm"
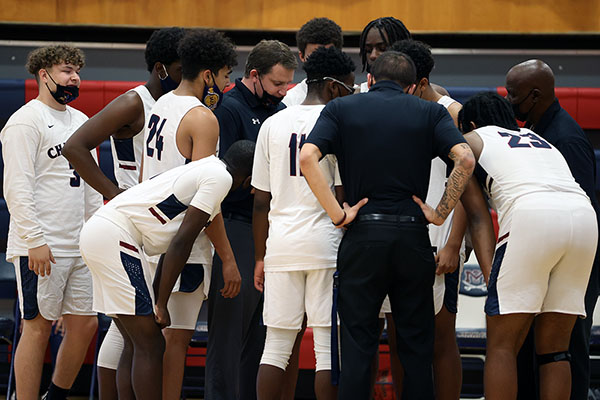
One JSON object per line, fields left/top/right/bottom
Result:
{"left": 435, "top": 143, "right": 475, "bottom": 222}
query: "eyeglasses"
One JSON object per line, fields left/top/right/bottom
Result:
{"left": 306, "top": 76, "right": 357, "bottom": 95}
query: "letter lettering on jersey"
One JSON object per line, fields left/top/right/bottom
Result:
{"left": 47, "top": 143, "right": 65, "bottom": 159}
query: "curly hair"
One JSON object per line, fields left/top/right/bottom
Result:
{"left": 244, "top": 40, "right": 297, "bottom": 78}
{"left": 145, "top": 27, "right": 186, "bottom": 72}
{"left": 359, "top": 17, "right": 411, "bottom": 72}
{"left": 303, "top": 46, "right": 355, "bottom": 84}
{"left": 177, "top": 29, "right": 237, "bottom": 80}
{"left": 26, "top": 45, "right": 85, "bottom": 77}
{"left": 296, "top": 18, "right": 343, "bottom": 56}
{"left": 390, "top": 39, "right": 434, "bottom": 81}
{"left": 458, "top": 92, "right": 520, "bottom": 133}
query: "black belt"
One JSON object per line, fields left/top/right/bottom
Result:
{"left": 222, "top": 211, "right": 252, "bottom": 224}
{"left": 356, "top": 214, "right": 425, "bottom": 224}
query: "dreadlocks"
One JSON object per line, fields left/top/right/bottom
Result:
{"left": 458, "top": 92, "right": 520, "bottom": 133}
{"left": 359, "top": 17, "right": 411, "bottom": 72}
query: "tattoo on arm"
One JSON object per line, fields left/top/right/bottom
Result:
{"left": 436, "top": 144, "right": 474, "bottom": 221}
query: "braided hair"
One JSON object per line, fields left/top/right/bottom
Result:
{"left": 458, "top": 92, "right": 520, "bottom": 133}
{"left": 359, "top": 17, "right": 411, "bottom": 72}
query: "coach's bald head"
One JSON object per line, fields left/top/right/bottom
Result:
{"left": 505, "top": 59, "right": 556, "bottom": 125}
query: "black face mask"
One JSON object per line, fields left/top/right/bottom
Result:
{"left": 45, "top": 73, "right": 79, "bottom": 104}
{"left": 159, "top": 64, "right": 179, "bottom": 93}
{"left": 511, "top": 89, "right": 535, "bottom": 122}
{"left": 255, "top": 76, "right": 283, "bottom": 110}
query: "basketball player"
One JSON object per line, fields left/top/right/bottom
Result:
{"left": 140, "top": 28, "right": 239, "bottom": 400}
{"left": 1, "top": 45, "right": 102, "bottom": 400}
{"left": 454, "top": 92, "right": 597, "bottom": 400}
{"left": 252, "top": 47, "right": 355, "bottom": 400}
{"left": 62, "top": 26, "right": 185, "bottom": 400}
{"left": 282, "top": 17, "right": 344, "bottom": 107}
{"left": 79, "top": 141, "right": 255, "bottom": 400}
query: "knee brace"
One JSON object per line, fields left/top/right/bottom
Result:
{"left": 260, "top": 327, "right": 298, "bottom": 370}
{"left": 536, "top": 351, "right": 571, "bottom": 365}
{"left": 313, "top": 326, "right": 332, "bottom": 372}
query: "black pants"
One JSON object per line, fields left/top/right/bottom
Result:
{"left": 516, "top": 257, "right": 600, "bottom": 400}
{"left": 336, "top": 220, "right": 436, "bottom": 400}
{"left": 205, "top": 217, "right": 266, "bottom": 400}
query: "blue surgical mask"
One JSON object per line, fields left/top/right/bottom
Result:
{"left": 159, "top": 64, "right": 179, "bottom": 93}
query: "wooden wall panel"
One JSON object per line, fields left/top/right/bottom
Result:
{"left": 1, "top": 0, "right": 599, "bottom": 33}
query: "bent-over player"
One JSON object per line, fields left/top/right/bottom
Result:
{"left": 79, "top": 140, "right": 255, "bottom": 400}
{"left": 457, "top": 92, "right": 597, "bottom": 400}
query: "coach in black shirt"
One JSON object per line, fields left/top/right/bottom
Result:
{"left": 300, "top": 52, "right": 475, "bottom": 399}
{"left": 207, "top": 40, "right": 297, "bottom": 400}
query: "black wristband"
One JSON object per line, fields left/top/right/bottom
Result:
{"left": 332, "top": 210, "right": 346, "bottom": 227}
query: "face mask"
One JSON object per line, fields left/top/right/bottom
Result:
{"left": 511, "top": 89, "right": 535, "bottom": 121}
{"left": 45, "top": 72, "right": 79, "bottom": 104}
{"left": 202, "top": 73, "right": 223, "bottom": 110}
{"left": 255, "top": 76, "right": 283, "bottom": 109}
{"left": 159, "top": 64, "right": 179, "bottom": 93}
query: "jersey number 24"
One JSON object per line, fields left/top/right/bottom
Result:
{"left": 146, "top": 114, "right": 167, "bottom": 161}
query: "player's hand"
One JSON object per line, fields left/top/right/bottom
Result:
{"left": 254, "top": 260, "right": 265, "bottom": 292}
{"left": 154, "top": 304, "right": 171, "bottom": 329}
{"left": 52, "top": 317, "right": 65, "bottom": 336}
{"left": 412, "top": 195, "right": 444, "bottom": 226}
{"left": 338, "top": 198, "right": 369, "bottom": 228}
{"left": 28, "top": 244, "right": 56, "bottom": 277}
{"left": 221, "top": 261, "right": 241, "bottom": 298}
{"left": 435, "top": 244, "right": 460, "bottom": 275}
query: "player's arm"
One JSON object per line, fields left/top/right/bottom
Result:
{"left": 204, "top": 213, "right": 241, "bottom": 298}
{"left": 300, "top": 143, "right": 368, "bottom": 227}
{"left": 459, "top": 177, "right": 494, "bottom": 283}
{"left": 436, "top": 201, "right": 468, "bottom": 275}
{"left": 63, "top": 92, "right": 144, "bottom": 199}
{"left": 414, "top": 143, "right": 475, "bottom": 226}
{"left": 183, "top": 106, "right": 241, "bottom": 297}
{"left": 178, "top": 106, "right": 219, "bottom": 161}
{"left": 1, "top": 123, "right": 55, "bottom": 276}
{"left": 252, "top": 189, "right": 271, "bottom": 292}
{"left": 154, "top": 205, "right": 211, "bottom": 328}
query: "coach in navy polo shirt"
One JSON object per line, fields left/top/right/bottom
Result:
{"left": 300, "top": 51, "right": 476, "bottom": 399}
{"left": 506, "top": 59, "right": 600, "bottom": 400}
{"left": 206, "top": 40, "right": 297, "bottom": 400}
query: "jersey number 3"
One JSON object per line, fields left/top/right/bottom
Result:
{"left": 147, "top": 114, "right": 167, "bottom": 161}
{"left": 289, "top": 133, "right": 306, "bottom": 176}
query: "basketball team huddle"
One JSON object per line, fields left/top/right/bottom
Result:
{"left": 2, "top": 15, "right": 598, "bottom": 400}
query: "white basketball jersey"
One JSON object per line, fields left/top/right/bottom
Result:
{"left": 97, "top": 156, "right": 231, "bottom": 257}
{"left": 475, "top": 125, "right": 588, "bottom": 229}
{"left": 141, "top": 91, "right": 213, "bottom": 265}
{"left": 427, "top": 96, "right": 461, "bottom": 251}
{"left": 1, "top": 99, "right": 101, "bottom": 259}
{"left": 282, "top": 79, "right": 307, "bottom": 107}
{"left": 110, "top": 85, "right": 155, "bottom": 189}
{"left": 252, "top": 105, "right": 343, "bottom": 271}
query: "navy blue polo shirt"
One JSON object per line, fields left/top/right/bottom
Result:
{"left": 215, "top": 78, "right": 286, "bottom": 218}
{"left": 528, "top": 99, "right": 599, "bottom": 212}
{"left": 306, "top": 80, "right": 466, "bottom": 218}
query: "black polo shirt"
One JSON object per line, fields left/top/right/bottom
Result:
{"left": 306, "top": 80, "right": 466, "bottom": 218}
{"left": 527, "top": 99, "right": 599, "bottom": 212}
{"left": 215, "top": 78, "right": 286, "bottom": 218}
